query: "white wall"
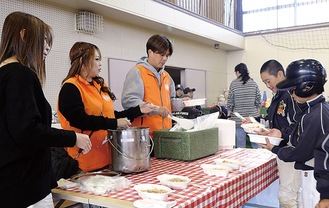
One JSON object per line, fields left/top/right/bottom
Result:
{"left": 0, "top": 0, "right": 227, "bottom": 110}
{"left": 228, "top": 28, "right": 329, "bottom": 100}
{"left": 3, "top": 0, "right": 329, "bottom": 109}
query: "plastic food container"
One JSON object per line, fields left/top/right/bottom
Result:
{"left": 200, "top": 164, "right": 232, "bottom": 177}
{"left": 241, "top": 123, "right": 265, "bottom": 133}
{"left": 157, "top": 174, "right": 191, "bottom": 190}
{"left": 214, "top": 158, "right": 241, "bottom": 170}
{"left": 183, "top": 98, "right": 206, "bottom": 107}
{"left": 134, "top": 184, "right": 173, "bottom": 201}
{"left": 248, "top": 134, "right": 283, "bottom": 145}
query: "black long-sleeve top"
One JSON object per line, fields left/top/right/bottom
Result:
{"left": 58, "top": 83, "right": 143, "bottom": 131}
{"left": 0, "top": 63, "right": 76, "bottom": 207}
{"left": 267, "top": 90, "right": 300, "bottom": 145}
{"left": 272, "top": 95, "right": 329, "bottom": 200}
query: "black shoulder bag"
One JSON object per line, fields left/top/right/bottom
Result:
{"left": 51, "top": 131, "right": 94, "bottom": 180}
{"left": 51, "top": 147, "right": 79, "bottom": 180}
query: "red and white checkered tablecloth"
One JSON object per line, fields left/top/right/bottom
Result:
{"left": 53, "top": 148, "right": 278, "bottom": 208}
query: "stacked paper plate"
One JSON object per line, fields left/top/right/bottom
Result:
{"left": 183, "top": 98, "right": 206, "bottom": 107}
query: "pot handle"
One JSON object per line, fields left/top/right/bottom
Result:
{"left": 108, "top": 135, "right": 154, "bottom": 160}
{"left": 149, "top": 135, "right": 154, "bottom": 157}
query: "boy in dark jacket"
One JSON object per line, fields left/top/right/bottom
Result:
{"left": 257, "top": 60, "right": 301, "bottom": 207}
{"left": 261, "top": 59, "right": 329, "bottom": 208}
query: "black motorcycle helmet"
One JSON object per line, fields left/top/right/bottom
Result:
{"left": 276, "top": 59, "right": 327, "bottom": 97}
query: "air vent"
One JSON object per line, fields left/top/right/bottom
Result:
{"left": 75, "top": 11, "right": 103, "bottom": 34}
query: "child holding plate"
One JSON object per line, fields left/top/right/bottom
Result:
{"left": 260, "top": 59, "right": 329, "bottom": 208}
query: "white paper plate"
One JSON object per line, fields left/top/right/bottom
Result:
{"left": 200, "top": 164, "right": 232, "bottom": 177}
{"left": 157, "top": 174, "right": 191, "bottom": 190}
{"left": 183, "top": 98, "right": 206, "bottom": 107}
{"left": 248, "top": 134, "right": 283, "bottom": 145}
{"left": 241, "top": 123, "right": 265, "bottom": 133}
{"left": 134, "top": 184, "right": 172, "bottom": 201}
{"left": 214, "top": 158, "right": 242, "bottom": 170}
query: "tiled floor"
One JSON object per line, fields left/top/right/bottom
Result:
{"left": 53, "top": 199, "right": 82, "bottom": 208}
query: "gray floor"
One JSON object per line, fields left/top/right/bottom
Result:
{"left": 242, "top": 179, "right": 280, "bottom": 208}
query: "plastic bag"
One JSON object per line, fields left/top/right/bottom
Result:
{"left": 192, "top": 112, "right": 219, "bottom": 131}
{"left": 170, "top": 112, "right": 219, "bottom": 132}
{"left": 78, "top": 175, "right": 131, "bottom": 195}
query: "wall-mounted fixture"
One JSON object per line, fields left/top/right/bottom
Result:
{"left": 75, "top": 11, "right": 103, "bottom": 34}
{"left": 214, "top": 43, "right": 220, "bottom": 49}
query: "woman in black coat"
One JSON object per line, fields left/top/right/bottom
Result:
{"left": 0, "top": 11, "right": 91, "bottom": 208}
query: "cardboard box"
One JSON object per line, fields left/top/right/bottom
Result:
{"left": 153, "top": 128, "right": 218, "bottom": 161}
{"left": 216, "top": 119, "right": 236, "bottom": 150}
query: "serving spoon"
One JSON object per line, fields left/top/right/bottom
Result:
{"left": 168, "top": 114, "right": 194, "bottom": 130}
{"left": 233, "top": 112, "right": 246, "bottom": 120}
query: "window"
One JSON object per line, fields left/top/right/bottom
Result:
{"left": 241, "top": 0, "right": 329, "bottom": 33}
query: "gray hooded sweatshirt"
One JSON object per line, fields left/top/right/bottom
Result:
{"left": 121, "top": 56, "right": 175, "bottom": 114}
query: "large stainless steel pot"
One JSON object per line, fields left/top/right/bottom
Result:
{"left": 108, "top": 127, "right": 153, "bottom": 173}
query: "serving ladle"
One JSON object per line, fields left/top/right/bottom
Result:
{"left": 168, "top": 114, "right": 194, "bottom": 130}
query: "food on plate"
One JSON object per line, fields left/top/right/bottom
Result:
{"left": 134, "top": 184, "right": 172, "bottom": 201}
{"left": 168, "top": 178, "right": 187, "bottom": 182}
{"left": 248, "top": 124, "right": 260, "bottom": 128}
{"left": 157, "top": 174, "right": 191, "bottom": 190}
{"left": 214, "top": 158, "right": 241, "bottom": 170}
{"left": 223, "top": 160, "right": 236, "bottom": 164}
{"left": 213, "top": 167, "right": 228, "bottom": 170}
{"left": 241, "top": 123, "right": 265, "bottom": 133}
{"left": 141, "top": 188, "right": 169, "bottom": 194}
{"left": 201, "top": 164, "right": 232, "bottom": 177}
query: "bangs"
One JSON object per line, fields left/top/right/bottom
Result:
{"left": 44, "top": 24, "right": 53, "bottom": 48}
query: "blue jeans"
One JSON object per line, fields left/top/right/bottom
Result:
{"left": 236, "top": 127, "right": 247, "bottom": 148}
{"left": 250, "top": 140, "right": 261, "bottom": 149}
{"left": 236, "top": 127, "right": 260, "bottom": 148}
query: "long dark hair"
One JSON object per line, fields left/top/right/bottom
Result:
{"left": 0, "top": 11, "right": 53, "bottom": 86}
{"left": 235, "top": 63, "right": 250, "bottom": 84}
{"left": 62, "top": 41, "right": 116, "bottom": 100}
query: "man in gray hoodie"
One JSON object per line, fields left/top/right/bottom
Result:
{"left": 121, "top": 34, "right": 175, "bottom": 138}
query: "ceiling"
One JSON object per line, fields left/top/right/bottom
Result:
{"left": 42, "top": 0, "right": 243, "bottom": 51}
